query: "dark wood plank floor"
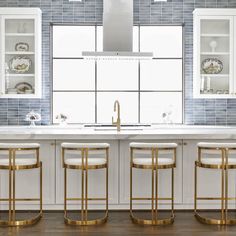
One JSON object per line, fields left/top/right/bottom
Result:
{"left": 1, "top": 211, "right": 236, "bottom": 236}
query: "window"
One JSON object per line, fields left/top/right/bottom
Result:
{"left": 52, "top": 25, "right": 183, "bottom": 124}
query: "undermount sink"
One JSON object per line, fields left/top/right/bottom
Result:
{"left": 94, "top": 127, "right": 144, "bottom": 131}
{"left": 84, "top": 124, "right": 151, "bottom": 131}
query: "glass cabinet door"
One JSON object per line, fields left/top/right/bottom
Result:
{"left": 2, "top": 16, "right": 37, "bottom": 97}
{"left": 197, "top": 16, "right": 233, "bottom": 97}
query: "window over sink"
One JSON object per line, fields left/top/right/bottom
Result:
{"left": 52, "top": 25, "right": 183, "bottom": 124}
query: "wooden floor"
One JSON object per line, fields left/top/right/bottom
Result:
{"left": 1, "top": 211, "right": 236, "bottom": 236}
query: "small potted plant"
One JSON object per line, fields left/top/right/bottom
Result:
{"left": 25, "top": 110, "right": 41, "bottom": 126}
{"left": 56, "top": 113, "right": 68, "bottom": 126}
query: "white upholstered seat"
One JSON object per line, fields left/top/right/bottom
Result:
{"left": 0, "top": 158, "right": 37, "bottom": 166}
{"left": 61, "top": 143, "right": 110, "bottom": 149}
{"left": 201, "top": 157, "right": 236, "bottom": 165}
{"left": 62, "top": 143, "right": 109, "bottom": 166}
{"left": 0, "top": 143, "right": 40, "bottom": 166}
{"left": 65, "top": 158, "right": 107, "bottom": 166}
{"left": 130, "top": 142, "right": 176, "bottom": 166}
{"left": 0, "top": 143, "right": 40, "bottom": 149}
{"left": 198, "top": 142, "right": 236, "bottom": 149}
{"left": 130, "top": 142, "right": 177, "bottom": 149}
{"left": 133, "top": 157, "right": 174, "bottom": 166}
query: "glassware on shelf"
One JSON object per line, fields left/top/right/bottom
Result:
{"left": 17, "top": 22, "right": 27, "bottom": 33}
{"left": 209, "top": 40, "right": 217, "bottom": 52}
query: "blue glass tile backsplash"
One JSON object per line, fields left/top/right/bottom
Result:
{"left": 0, "top": 0, "right": 236, "bottom": 125}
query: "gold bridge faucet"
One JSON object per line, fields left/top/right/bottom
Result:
{"left": 112, "top": 100, "right": 121, "bottom": 131}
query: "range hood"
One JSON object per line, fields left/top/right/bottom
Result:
{"left": 82, "top": 0, "right": 153, "bottom": 59}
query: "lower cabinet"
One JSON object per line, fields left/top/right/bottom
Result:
{"left": 119, "top": 140, "right": 183, "bottom": 208}
{"left": 55, "top": 140, "right": 119, "bottom": 207}
{"left": 183, "top": 140, "right": 236, "bottom": 209}
{"left": 0, "top": 140, "right": 55, "bottom": 209}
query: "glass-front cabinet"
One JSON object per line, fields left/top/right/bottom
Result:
{"left": 0, "top": 8, "right": 41, "bottom": 98}
{"left": 193, "top": 9, "right": 236, "bottom": 98}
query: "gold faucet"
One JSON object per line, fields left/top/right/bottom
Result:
{"left": 112, "top": 100, "right": 121, "bottom": 131}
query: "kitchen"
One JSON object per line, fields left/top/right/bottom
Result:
{"left": 0, "top": 0, "right": 236, "bottom": 235}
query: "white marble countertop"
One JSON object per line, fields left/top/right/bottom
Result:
{"left": 0, "top": 124, "right": 236, "bottom": 140}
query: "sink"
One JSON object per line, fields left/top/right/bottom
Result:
{"left": 94, "top": 127, "right": 143, "bottom": 131}
{"left": 84, "top": 124, "right": 151, "bottom": 128}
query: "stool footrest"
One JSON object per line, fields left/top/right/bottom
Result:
{"left": 197, "top": 197, "right": 236, "bottom": 200}
{"left": 0, "top": 212, "right": 42, "bottom": 227}
{"left": 132, "top": 197, "right": 172, "bottom": 201}
{"left": 66, "top": 198, "right": 106, "bottom": 201}
{"left": 0, "top": 198, "right": 40, "bottom": 202}
{"left": 195, "top": 212, "right": 236, "bottom": 225}
{"left": 64, "top": 212, "right": 108, "bottom": 226}
{"left": 130, "top": 212, "right": 174, "bottom": 225}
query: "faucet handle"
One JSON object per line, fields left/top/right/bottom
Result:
{"left": 112, "top": 116, "right": 115, "bottom": 124}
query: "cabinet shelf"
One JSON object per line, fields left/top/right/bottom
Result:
{"left": 201, "top": 74, "right": 229, "bottom": 77}
{"left": 201, "top": 52, "right": 230, "bottom": 55}
{"left": 6, "top": 74, "right": 35, "bottom": 77}
{"left": 201, "top": 33, "right": 229, "bottom": 37}
{"left": 5, "top": 51, "right": 34, "bottom": 55}
{"left": 5, "top": 33, "right": 34, "bottom": 37}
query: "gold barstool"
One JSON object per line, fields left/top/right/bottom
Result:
{"left": 61, "top": 142, "right": 109, "bottom": 226}
{"left": 0, "top": 143, "right": 42, "bottom": 227}
{"left": 130, "top": 142, "right": 177, "bottom": 225}
{"left": 195, "top": 142, "right": 236, "bottom": 225}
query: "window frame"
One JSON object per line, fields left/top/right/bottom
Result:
{"left": 50, "top": 23, "right": 185, "bottom": 124}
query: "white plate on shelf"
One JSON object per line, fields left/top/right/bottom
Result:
{"left": 9, "top": 56, "right": 32, "bottom": 73}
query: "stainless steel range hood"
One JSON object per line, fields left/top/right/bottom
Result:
{"left": 82, "top": 0, "right": 153, "bottom": 59}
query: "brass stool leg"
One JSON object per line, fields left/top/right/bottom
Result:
{"left": 130, "top": 148, "right": 133, "bottom": 218}
{"left": 194, "top": 161, "right": 197, "bottom": 215}
{"left": 221, "top": 149, "right": 225, "bottom": 222}
{"left": 8, "top": 150, "right": 12, "bottom": 223}
{"left": 64, "top": 167, "right": 67, "bottom": 218}
{"left": 171, "top": 167, "right": 174, "bottom": 216}
{"left": 225, "top": 149, "right": 228, "bottom": 223}
{"left": 40, "top": 162, "right": 43, "bottom": 215}
{"left": 155, "top": 149, "right": 158, "bottom": 224}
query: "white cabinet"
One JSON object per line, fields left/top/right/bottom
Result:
{"left": 193, "top": 9, "right": 236, "bottom": 98}
{"left": 55, "top": 140, "right": 119, "bottom": 208}
{"left": 0, "top": 141, "right": 55, "bottom": 210}
{"left": 183, "top": 140, "right": 236, "bottom": 209}
{"left": 119, "top": 140, "right": 183, "bottom": 208}
{"left": 0, "top": 8, "right": 42, "bottom": 98}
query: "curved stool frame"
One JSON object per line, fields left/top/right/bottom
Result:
{"left": 195, "top": 146, "right": 236, "bottom": 225}
{"left": 0, "top": 147, "right": 42, "bottom": 227}
{"left": 130, "top": 146, "right": 176, "bottom": 225}
{"left": 62, "top": 146, "right": 109, "bottom": 226}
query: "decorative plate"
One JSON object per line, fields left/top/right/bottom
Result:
{"left": 15, "top": 82, "right": 33, "bottom": 94}
{"left": 9, "top": 56, "right": 32, "bottom": 73}
{"left": 201, "top": 58, "right": 223, "bottom": 74}
{"left": 15, "top": 42, "right": 29, "bottom": 51}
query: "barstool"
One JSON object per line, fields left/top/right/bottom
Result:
{"left": 0, "top": 143, "right": 42, "bottom": 226}
{"left": 195, "top": 142, "right": 236, "bottom": 225}
{"left": 130, "top": 142, "right": 177, "bottom": 225}
{"left": 61, "top": 143, "right": 109, "bottom": 226}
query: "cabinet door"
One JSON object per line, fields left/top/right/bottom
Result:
{"left": 0, "top": 141, "right": 55, "bottom": 209}
{"left": 0, "top": 11, "right": 41, "bottom": 98}
{"left": 193, "top": 15, "right": 234, "bottom": 98}
{"left": 183, "top": 140, "right": 236, "bottom": 209}
{"left": 55, "top": 140, "right": 119, "bottom": 207}
{"left": 120, "top": 140, "right": 183, "bottom": 207}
